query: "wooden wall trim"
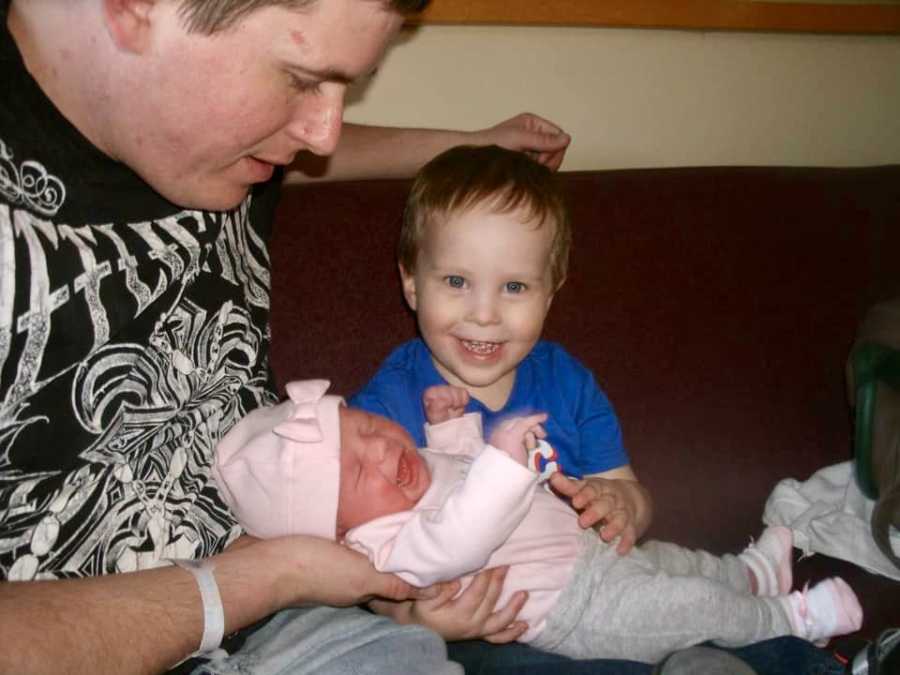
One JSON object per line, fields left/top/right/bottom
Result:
{"left": 408, "top": 1, "right": 900, "bottom": 35}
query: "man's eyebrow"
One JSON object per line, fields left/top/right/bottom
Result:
{"left": 292, "top": 65, "right": 358, "bottom": 85}
{"left": 316, "top": 67, "right": 355, "bottom": 85}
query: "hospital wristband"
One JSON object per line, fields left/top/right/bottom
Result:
{"left": 172, "top": 558, "right": 225, "bottom": 654}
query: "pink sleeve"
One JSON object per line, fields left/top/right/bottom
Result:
{"left": 424, "top": 412, "right": 485, "bottom": 458}
{"left": 344, "top": 446, "right": 538, "bottom": 587}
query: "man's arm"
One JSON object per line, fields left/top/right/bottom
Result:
{"left": 286, "top": 113, "right": 571, "bottom": 182}
{"left": 0, "top": 536, "right": 421, "bottom": 675}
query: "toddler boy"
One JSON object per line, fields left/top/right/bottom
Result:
{"left": 351, "top": 144, "right": 650, "bottom": 552}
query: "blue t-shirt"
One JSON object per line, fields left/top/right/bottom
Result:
{"left": 349, "top": 339, "right": 628, "bottom": 478}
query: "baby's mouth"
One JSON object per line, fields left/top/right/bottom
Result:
{"left": 396, "top": 453, "right": 411, "bottom": 486}
{"left": 460, "top": 339, "right": 500, "bottom": 355}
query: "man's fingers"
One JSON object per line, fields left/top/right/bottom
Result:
{"left": 415, "top": 580, "right": 459, "bottom": 604}
{"left": 429, "top": 580, "right": 461, "bottom": 607}
{"left": 371, "top": 571, "right": 417, "bottom": 602}
{"left": 367, "top": 598, "right": 412, "bottom": 623}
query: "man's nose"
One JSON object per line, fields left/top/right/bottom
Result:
{"left": 285, "top": 85, "right": 344, "bottom": 156}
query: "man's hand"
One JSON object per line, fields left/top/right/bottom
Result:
{"left": 474, "top": 113, "right": 571, "bottom": 171}
{"left": 369, "top": 567, "right": 528, "bottom": 643}
{"left": 237, "top": 536, "right": 431, "bottom": 609}
{"left": 549, "top": 472, "right": 652, "bottom": 555}
{"left": 423, "top": 385, "right": 470, "bottom": 425}
{"left": 289, "top": 113, "right": 570, "bottom": 183}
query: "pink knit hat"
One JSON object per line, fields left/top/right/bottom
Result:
{"left": 212, "top": 379, "right": 344, "bottom": 540}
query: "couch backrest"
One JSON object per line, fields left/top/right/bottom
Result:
{"left": 269, "top": 165, "right": 900, "bottom": 548}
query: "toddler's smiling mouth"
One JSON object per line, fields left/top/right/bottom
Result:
{"left": 460, "top": 339, "right": 501, "bottom": 355}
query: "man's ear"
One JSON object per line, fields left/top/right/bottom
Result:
{"left": 103, "top": 0, "right": 157, "bottom": 54}
{"left": 399, "top": 263, "right": 418, "bottom": 312}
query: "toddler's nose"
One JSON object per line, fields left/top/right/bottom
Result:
{"left": 468, "top": 292, "right": 501, "bottom": 326}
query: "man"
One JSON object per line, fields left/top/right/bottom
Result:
{"left": 0, "top": 0, "right": 569, "bottom": 673}
{"left": 2, "top": 3, "right": 838, "bottom": 674}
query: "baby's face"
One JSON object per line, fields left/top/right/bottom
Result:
{"left": 336, "top": 407, "right": 431, "bottom": 536}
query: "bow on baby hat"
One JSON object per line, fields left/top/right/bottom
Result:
{"left": 212, "top": 379, "right": 345, "bottom": 540}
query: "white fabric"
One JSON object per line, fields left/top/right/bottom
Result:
{"left": 763, "top": 461, "right": 900, "bottom": 581}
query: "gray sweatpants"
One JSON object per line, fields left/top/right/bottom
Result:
{"left": 531, "top": 531, "right": 794, "bottom": 663}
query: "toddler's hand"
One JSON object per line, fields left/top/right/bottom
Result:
{"left": 489, "top": 413, "right": 548, "bottom": 466}
{"left": 423, "top": 385, "right": 469, "bottom": 425}
{"left": 368, "top": 567, "right": 529, "bottom": 643}
{"left": 549, "top": 474, "right": 639, "bottom": 554}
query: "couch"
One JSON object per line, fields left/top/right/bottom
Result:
{"left": 268, "top": 165, "right": 900, "bottom": 643}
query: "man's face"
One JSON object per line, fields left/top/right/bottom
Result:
{"left": 113, "top": 0, "right": 402, "bottom": 210}
{"left": 336, "top": 407, "right": 431, "bottom": 536}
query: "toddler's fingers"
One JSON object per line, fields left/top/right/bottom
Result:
{"left": 481, "top": 590, "right": 529, "bottom": 642}
{"left": 615, "top": 528, "right": 637, "bottom": 555}
{"left": 484, "top": 620, "right": 529, "bottom": 645}
{"left": 548, "top": 472, "right": 582, "bottom": 497}
{"left": 481, "top": 590, "right": 528, "bottom": 636}
{"left": 468, "top": 567, "right": 508, "bottom": 621}
{"left": 572, "top": 480, "right": 622, "bottom": 512}
{"left": 593, "top": 507, "right": 627, "bottom": 539}
{"left": 450, "top": 566, "right": 506, "bottom": 616}
{"left": 579, "top": 490, "right": 622, "bottom": 523}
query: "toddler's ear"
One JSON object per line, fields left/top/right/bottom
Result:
{"left": 556, "top": 275, "right": 567, "bottom": 292}
{"left": 399, "top": 263, "right": 418, "bottom": 311}
{"left": 547, "top": 276, "right": 566, "bottom": 311}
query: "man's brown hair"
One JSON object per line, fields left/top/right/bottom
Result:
{"left": 178, "top": 0, "right": 430, "bottom": 34}
{"left": 399, "top": 145, "right": 571, "bottom": 290}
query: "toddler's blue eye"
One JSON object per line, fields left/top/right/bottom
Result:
{"left": 446, "top": 275, "right": 465, "bottom": 288}
{"left": 506, "top": 281, "right": 526, "bottom": 293}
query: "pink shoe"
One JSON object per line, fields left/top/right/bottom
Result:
{"left": 740, "top": 525, "right": 793, "bottom": 596}
{"left": 783, "top": 577, "right": 863, "bottom": 646}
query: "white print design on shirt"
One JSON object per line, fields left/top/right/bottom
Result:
{"left": 0, "top": 144, "right": 274, "bottom": 580}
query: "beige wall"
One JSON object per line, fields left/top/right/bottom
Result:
{"left": 345, "top": 25, "right": 900, "bottom": 170}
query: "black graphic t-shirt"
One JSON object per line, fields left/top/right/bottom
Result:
{"left": 0, "top": 4, "right": 280, "bottom": 580}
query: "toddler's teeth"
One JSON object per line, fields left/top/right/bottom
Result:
{"left": 461, "top": 339, "right": 500, "bottom": 355}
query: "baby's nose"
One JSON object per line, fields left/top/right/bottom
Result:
{"left": 368, "top": 437, "right": 389, "bottom": 462}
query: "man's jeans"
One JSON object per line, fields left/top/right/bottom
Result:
{"left": 190, "top": 606, "right": 462, "bottom": 675}
{"left": 448, "top": 636, "right": 845, "bottom": 675}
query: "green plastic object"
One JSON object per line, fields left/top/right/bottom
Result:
{"left": 851, "top": 341, "right": 900, "bottom": 500}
